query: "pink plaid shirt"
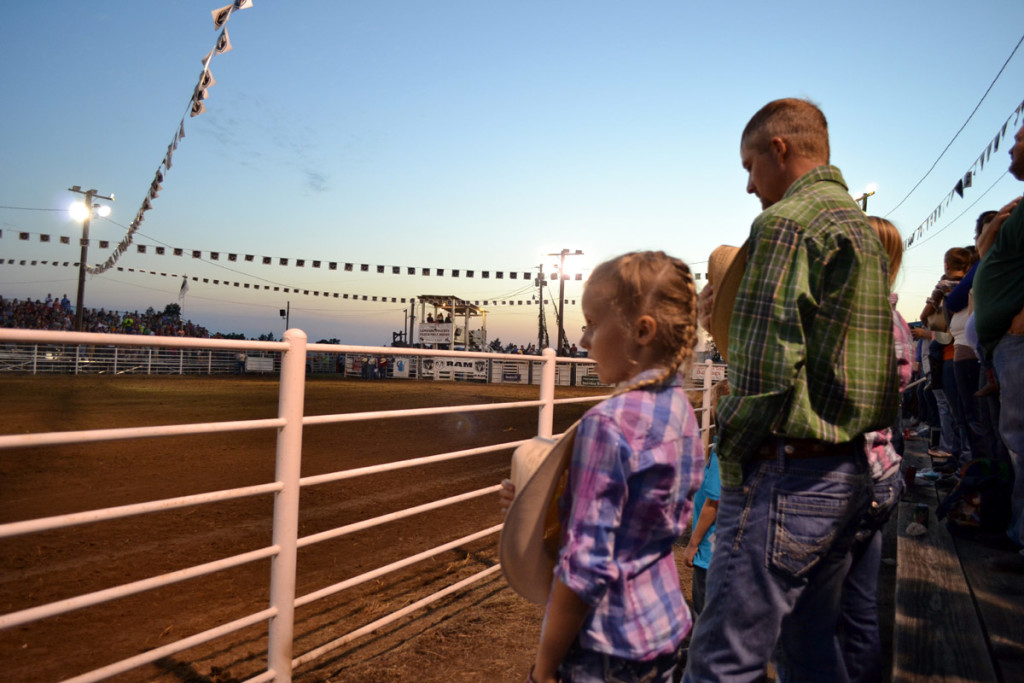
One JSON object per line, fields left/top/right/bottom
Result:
{"left": 865, "top": 294, "right": 914, "bottom": 479}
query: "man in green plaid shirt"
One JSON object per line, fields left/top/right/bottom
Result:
{"left": 684, "top": 99, "right": 898, "bottom": 682}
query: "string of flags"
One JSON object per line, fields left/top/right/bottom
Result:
{"left": 3, "top": 228, "right": 715, "bottom": 282}
{"left": 0, "top": 258, "right": 580, "bottom": 308}
{"left": 904, "top": 98, "right": 1023, "bottom": 250}
{"left": 84, "top": 1, "right": 253, "bottom": 277}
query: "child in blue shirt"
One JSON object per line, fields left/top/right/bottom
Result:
{"left": 682, "top": 436, "right": 720, "bottom": 615}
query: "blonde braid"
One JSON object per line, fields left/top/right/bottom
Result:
{"left": 595, "top": 252, "right": 698, "bottom": 396}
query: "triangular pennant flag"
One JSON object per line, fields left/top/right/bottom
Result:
{"left": 179, "top": 120, "right": 186, "bottom": 140}
{"left": 201, "top": 50, "right": 214, "bottom": 70}
{"left": 963, "top": 170, "right": 972, "bottom": 189}
{"left": 190, "top": 99, "right": 206, "bottom": 117}
{"left": 234, "top": 0, "right": 253, "bottom": 8}
{"left": 954, "top": 179, "right": 963, "bottom": 198}
{"left": 201, "top": 69, "right": 216, "bottom": 89}
{"left": 216, "top": 29, "right": 232, "bottom": 55}
{"left": 212, "top": 5, "right": 232, "bottom": 30}
{"left": 165, "top": 145, "right": 174, "bottom": 169}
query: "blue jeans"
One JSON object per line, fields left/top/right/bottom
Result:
{"left": 992, "top": 333, "right": 1024, "bottom": 545}
{"left": 954, "top": 356, "right": 991, "bottom": 460}
{"left": 838, "top": 468, "right": 905, "bottom": 683}
{"left": 933, "top": 389, "right": 961, "bottom": 457}
{"left": 558, "top": 641, "right": 679, "bottom": 682}
{"left": 683, "top": 444, "right": 870, "bottom": 683}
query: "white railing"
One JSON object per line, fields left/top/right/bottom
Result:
{"left": 0, "top": 327, "right": 721, "bottom": 682}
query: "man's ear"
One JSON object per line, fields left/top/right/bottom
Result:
{"left": 769, "top": 136, "right": 788, "bottom": 163}
{"left": 635, "top": 315, "right": 658, "bottom": 346}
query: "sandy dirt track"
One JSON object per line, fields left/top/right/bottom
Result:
{"left": 1, "top": 374, "right": 696, "bottom": 682}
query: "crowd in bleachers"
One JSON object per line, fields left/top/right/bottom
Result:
{"left": 0, "top": 294, "right": 211, "bottom": 338}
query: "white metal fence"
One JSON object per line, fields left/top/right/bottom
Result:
{"left": 0, "top": 327, "right": 721, "bottom": 682}
{"left": 0, "top": 340, "right": 605, "bottom": 386}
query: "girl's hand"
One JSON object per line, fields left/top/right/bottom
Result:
{"left": 681, "top": 544, "right": 697, "bottom": 568}
{"left": 499, "top": 479, "right": 516, "bottom": 516}
{"left": 527, "top": 666, "right": 558, "bottom": 683}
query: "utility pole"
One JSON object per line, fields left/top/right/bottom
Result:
{"left": 536, "top": 263, "right": 549, "bottom": 351}
{"left": 280, "top": 301, "right": 290, "bottom": 331}
{"left": 547, "top": 249, "right": 584, "bottom": 355}
{"left": 68, "top": 186, "right": 114, "bottom": 332}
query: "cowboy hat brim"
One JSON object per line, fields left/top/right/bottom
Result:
{"left": 710, "top": 242, "right": 748, "bottom": 363}
{"left": 499, "top": 422, "right": 579, "bottom": 604}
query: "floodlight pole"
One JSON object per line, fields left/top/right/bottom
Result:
{"left": 536, "top": 263, "right": 546, "bottom": 351}
{"left": 68, "top": 185, "right": 114, "bottom": 332}
{"left": 547, "top": 249, "right": 583, "bottom": 356}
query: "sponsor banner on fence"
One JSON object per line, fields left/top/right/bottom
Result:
{"left": 418, "top": 323, "right": 452, "bottom": 344}
{"left": 691, "top": 363, "right": 727, "bottom": 381}
{"left": 421, "top": 357, "right": 487, "bottom": 379}
{"left": 393, "top": 357, "right": 411, "bottom": 379}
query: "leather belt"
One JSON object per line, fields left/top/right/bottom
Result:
{"left": 753, "top": 437, "right": 849, "bottom": 461}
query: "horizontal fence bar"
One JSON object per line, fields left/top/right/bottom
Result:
{"left": 295, "top": 525, "right": 502, "bottom": 609}
{"left": 0, "top": 546, "right": 279, "bottom": 631}
{"left": 64, "top": 608, "right": 278, "bottom": 683}
{"left": 302, "top": 398, "right": 544, "bottom": 426}
{"left": 297, "top": 485, "right": 501, "bottom": 549}
{"left": 300, "top": 441, "right": 527, "bottom": 487}
{"left": 0, "top": 417, "right": 285, "bottom": 450}
{"left": 0, "top": 328, "right": 290, "bottom": 352}
{"left": 0, "top": 482, "right": 283, "bottom": 540}
{"left": 292, "top": 565, "right": 503, "bottom": 670}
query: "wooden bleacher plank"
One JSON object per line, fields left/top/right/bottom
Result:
{"left": 893, "top": 448, "right": 997, "bottom": 682}
{"left": 950, "top": 523, "right": 1024, "bottom": 680}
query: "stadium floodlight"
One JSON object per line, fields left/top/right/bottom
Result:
{"left": 67, "top": 186, "right": 115, "bottom": 332}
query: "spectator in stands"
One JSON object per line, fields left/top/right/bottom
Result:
{"left": 942, "top": 212, "right": 1006, "bottom": 469}
{"left": 972, "top": 121, "right": 1024, "bottom": 551}
{"left": 837, "top": 216, "right": 914, "bottom": 683}
{"left": 915, "top": 248, "right": 972, "bottom": 468}
{"left": 687, "top": 98, "right": 897, "bottom": 682}
{"left": 0, "top": 296, "right": 210, "bottom": 338}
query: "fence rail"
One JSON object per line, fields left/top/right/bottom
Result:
{"left": 0, "top": 328, "right": 721, "bottom": 682}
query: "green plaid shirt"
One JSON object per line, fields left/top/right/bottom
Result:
{"left": 716, "top": 165, "right": 898, "bottom": 486}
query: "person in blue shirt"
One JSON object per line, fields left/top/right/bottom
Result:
{"left": 682, "top": 437, "right": 720, "bottom": 616}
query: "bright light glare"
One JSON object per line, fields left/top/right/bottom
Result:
{"left": 864, "top": 182, "right": 879, "bottom": 195}
{"left": 68, "top": 201, "right": 89, "bottom": 222}
{"left": 95, "top": 204, "right": 111, "bottom": 217}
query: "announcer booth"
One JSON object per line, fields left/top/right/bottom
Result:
{"left": 413, "top": 295, "right": 487, "bottom": 381}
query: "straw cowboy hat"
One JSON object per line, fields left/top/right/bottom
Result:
{"left": 707, "top": 242, "right": 748, "bottom": 363}
{"left": 499, "top": 422, "right": 579, "bottom": 604}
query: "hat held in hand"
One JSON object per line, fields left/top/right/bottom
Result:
{"left": 707, "top": 242, "right": 748, "bottom": 363}
{"left": 499, "top": 422, "right": 579, "bottom": 604}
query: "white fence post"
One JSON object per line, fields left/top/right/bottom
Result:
{"left": 32, "top": 344, "right": 38, "bottom": 375}
{"left": 267, "top": 329, "right": 307, "bottom": 682}
{"left": 700, "top": 359, "right": 713, "bottom": 451}
{"left": 538, "top": 348, "right": 556, "bottom": 438}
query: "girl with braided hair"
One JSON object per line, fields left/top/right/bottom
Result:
{"left": 506, "top": 250, "right": 705, "bottom": 682}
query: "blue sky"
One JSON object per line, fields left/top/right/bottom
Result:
{"left": 2, "top": 1, "right": 1023, "bottom": 345}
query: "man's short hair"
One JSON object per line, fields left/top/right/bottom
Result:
{"left": 742, "top": 98, "right": 830, "bottom": 163}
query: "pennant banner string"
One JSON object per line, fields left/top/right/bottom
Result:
{"left": 0, "top": 258, "right": 584, "bottom": 309}
{"left": 904, "top": 170, "right": 1009, "bottom": 252}
{"left": 902, "top": 98, "right": 1023, "bottom": 251}
{"left": 85, "top": 1, "right": 253, "bottom": 277}
{"left": 884, "top": 32, "right": 1024, "bottom": 217}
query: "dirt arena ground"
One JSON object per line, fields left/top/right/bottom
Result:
{"left": 0, "top": 374, "right": 699, "bottom": 683}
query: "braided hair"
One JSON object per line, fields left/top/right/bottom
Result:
{"left": 587, "top": 250, "right": 698, "bottom": 395}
